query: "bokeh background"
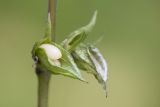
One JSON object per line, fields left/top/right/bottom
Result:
{"left": 0, "top": 0, "right": 160, "bottom": 107}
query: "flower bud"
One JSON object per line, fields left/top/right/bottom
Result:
{"left": 39, "top": 44, "right": 62, "bottom": 60}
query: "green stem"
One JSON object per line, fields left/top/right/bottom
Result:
{"left": 49, "top": 0, "right": 57, "bottom": 41}
{"left": 36, "top": 0, "right": 57, "bottom": 107}
{"left": 37, "top": 68, "right": 51, "bottom": 107}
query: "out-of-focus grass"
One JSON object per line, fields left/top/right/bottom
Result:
{"left": 0, "top": 0, "right": 160, "bottom": 107}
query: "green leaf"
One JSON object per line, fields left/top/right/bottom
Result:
{"left": 61, "top": 11, "right": 97, "bottom": 52}
{"left": 87, "top": 45, "right": 108, "bottom": 97}
{"left": 44, "top": 13, "right": 51, "bottom": 40}
{"left": 32, "top": 13, "right": 52, "bottom": 58}
{"left": 71, "top": 44, "right": 108, "bottom": 97}
{"left": 33, "top": 41, "right": 85, "bottom": 81}
{"left": 51, "top": 42, "right": 85, "bottom": 81}
{"left": 31, "top": 37, "right": 51, "bottom": 59}
{"left": 71, "top": 44, "right": 96, "bottom": 74}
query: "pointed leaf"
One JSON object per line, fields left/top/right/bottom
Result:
{"left": 87, "top": 45, "right": 108, "bottom": 97}
{"left": 61, "top": 11, "right": 97, "bottom": 52}
{"left": 34, "top": 42, "right": 85, "bottom": 81}
{"left": 71, "top": 44, "right": 108, "bottom": 96}
{"left": 44, "top": 13, "right": 51, "bottom": 40}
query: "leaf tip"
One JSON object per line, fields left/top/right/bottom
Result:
{"left": 85, "top": 10, "right": 98, "bottom": 33}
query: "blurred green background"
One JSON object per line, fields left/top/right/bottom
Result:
{"left": 0, "top": 0, "right": 160, "bottom": 107}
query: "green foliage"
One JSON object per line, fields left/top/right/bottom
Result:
{"left": 32, "top": 11, "right": 108, "bottom": 96}
{"left": 87, "top": 46, "right": 108, "bottom": 97}
{"left": 61, "top": 11, "right": 97, "bottom": 52}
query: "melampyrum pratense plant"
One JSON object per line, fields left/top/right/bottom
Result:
{"left": 32, "top": 10, "right": 108, "bottom": 107}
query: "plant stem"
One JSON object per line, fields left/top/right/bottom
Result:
{"left": 37, "top": 68, "right": 51, "bottom": 107}
{"left": 36, "top": 0, "right": 57, "bottom": 107}
{"left": 49, "top": 0, "right": 57, "bottom": 41}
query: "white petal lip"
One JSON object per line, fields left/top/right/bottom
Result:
{"left": 39, "top": 44, "right": 62, "bottom": 60}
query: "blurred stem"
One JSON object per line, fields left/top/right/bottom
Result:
{"left": 49, "top": 0, "right": 57, "bottom": 41}
{"left": 37, "top": 0, "right": 57, "bottom": 107}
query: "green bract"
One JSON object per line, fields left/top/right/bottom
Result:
{"left": 61, "top": 11, "right": 97, "bottom": 52}
{"left": 32, "top": 13, "right": 84, "bottom": 81}
{"left": 87, "top": 46, "right": 108, "bottom": 97}
{"left": 69, "top": 44, "right": 108, "bottom": 97}
{"left": 32, "top": 10, "right": 108, "bottom": 97}
{"left": 32, "top": 38, "right": 85, "bottom": 81}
